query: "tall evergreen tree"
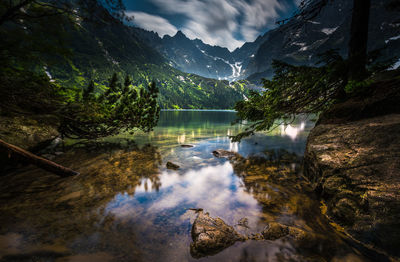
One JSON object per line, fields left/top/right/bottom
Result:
{"left": 286, "top": 0, "right": 372, "bottom": 83}
{"left": 348, "top": 0, "right": 371, "bottom": 81}
{"left": 60, "top": 75, "right": 160, "bottom": 139}
{"left": 124, "top": 75, "right": 132, "bottom": 93}
{"left": 83, "top": 80, "right": 95, "bottom": 101}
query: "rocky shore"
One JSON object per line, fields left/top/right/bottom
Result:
{"left": 303, "top": 78, "right": 400, "bottom": 257}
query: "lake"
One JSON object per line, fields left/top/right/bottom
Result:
{"left": 0, "top": 111, "right": 382, "bottom": 261}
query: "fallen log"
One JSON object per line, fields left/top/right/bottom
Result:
{"left": 0, "top": 139, "right": 79, "bottom": 177}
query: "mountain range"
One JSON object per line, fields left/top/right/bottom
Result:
{"left": 42, "top": 5, "right": 249, "bottom": 109}
{"left": 41, "top": 0, "right": 400, "bottom": 110}
{"left": 132, "top": 0, "right": 400, "bottom": 83}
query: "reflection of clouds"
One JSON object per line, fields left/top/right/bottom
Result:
{"left": 227, "top": 129, "right": 240, "bottom": 152}
{"left": 148, "top": 162, "right": 235, "bottom": 212}
{"left": 280, "top": 122, "right": 305, "bottom": 141}
{"left": 110, "top": 162, "right": 260, "bottom": 224}
{"left": 229, "top": 141, "right": 239, "bottom": 152}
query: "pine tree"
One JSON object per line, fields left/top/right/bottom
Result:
{"left": 348, "top": 0, "right": 371, "bottom": 82}
{"left": 123, "top": 75, "right": 132, "bottom": 93}
{"left": 83, "top": 80, "right": 95, "bottom": 101}
{"left": 59, "top": 74, "right": 160, "bottom": 140}
{"left": 106, "top": 72, "right": 121, "bottom": 105}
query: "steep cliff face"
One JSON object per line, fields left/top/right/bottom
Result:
{"left": 303, "top": 77, "right": 400, "bottom": 257}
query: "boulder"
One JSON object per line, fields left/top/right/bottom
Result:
{"left": 190, "top": 211, "right": 245, "bottom": 258}
{"left": 304, "top": 114, "right": 400, "bottom": 256}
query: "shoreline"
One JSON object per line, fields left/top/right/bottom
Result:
{"left": 161, "top": 109, "right": 236, "bottom": 112}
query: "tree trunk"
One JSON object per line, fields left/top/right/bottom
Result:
{"left": 348, "top": 0, "right": 371, "bottom": 81}
{"left": 0, "top": 139, "right": 79, "bottom": 177}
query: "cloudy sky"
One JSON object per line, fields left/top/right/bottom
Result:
{"left": 123, "top": 0, "right": 300, "bottom": 51}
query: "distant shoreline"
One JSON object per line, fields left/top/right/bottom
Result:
{"left": 161, "top": 109, "right": 236, "bottom": 112}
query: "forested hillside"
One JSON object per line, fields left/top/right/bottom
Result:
{"left": 0, "top": 2, "right": 248, "bottom": 110}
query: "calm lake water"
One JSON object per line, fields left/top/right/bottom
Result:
{"left": 0, "top": 111, "right": 385, "bottom": 261}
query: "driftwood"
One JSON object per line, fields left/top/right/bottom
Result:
{"left": 0, "top": 139, "right": 79, "bottom": 177}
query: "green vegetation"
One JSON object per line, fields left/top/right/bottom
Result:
{"left": 0, "top": 1, "right": 247, "bottom": 111}
{"left": 232, "top": 0, "right": 398, "bottom": 141}
{"left": 0, "top": 1, "right": 163, "bottom": 140}
{"left": 0, "top": 0, "right": 249, "bottom": 143}
{"left": 59, "top": 73, "right": 160, "bottom": 139}
{"left": 232, "top": 51, "right": 396, "bottom": 142}
{"left": 45, "top": 16, "right": 249, "bottom": 110}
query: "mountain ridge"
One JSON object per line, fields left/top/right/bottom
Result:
{"left": 39, "top": 4, "right": 250, "bottom": 109}
{"left": 131, "top": 0, "right": 400, "bottom": 83}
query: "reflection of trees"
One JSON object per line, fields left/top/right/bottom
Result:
{"left": 228, "top": 150, "right": 372, "bottom": 261}
{"left": 230, "top": 150, "right": 306, "bottom": 216}
{"left": 0, "top": 141, "right": 162, "bottom": 261}
{"left": 62, "top": 140, "right": 163, "bottom": 193}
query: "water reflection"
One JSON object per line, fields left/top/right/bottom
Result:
{"left": 0, "top": 111, "right": 385, "bottom": 262}
{"left": 107, "top": 162, "right": 260, "bottom": 228}
{"left": 280, "top": 122, "right": 306, "bottom": 140}
{"left": 0, "top": 142, "right": 164, "bottom": 261}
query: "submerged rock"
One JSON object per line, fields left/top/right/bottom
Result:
{"left": 190, "top": 211, "right": 245, "bottom": 258}
{"left": 166, "top": 161, "right": 180, "bottom": 170}
{"left": 189, "top": 208, "right": 203, "bottom": 212}
{"left": 212, "top": 149, "right": 239, "bottom": 159}
{"left": 261, "top": 222, "right": 289, "bottom": 240}
{"left": 260, "top": 222, "right": 315, "bottom": 246}
{"left": 181, "top": 144, "right": 194, "bottom": 148}
{"left": 236, "top": 217, "right": 249, "bottom": 229}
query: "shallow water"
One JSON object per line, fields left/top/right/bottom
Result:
{"left": 0, "top": 111, "right": 385, "bottom": 261}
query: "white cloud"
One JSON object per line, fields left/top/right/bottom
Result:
{"left": 125, "top": 11, "right": 178, "bottom": 37}
{"left": 238, "top": 0, "right": 284, "bottom": 42}
{"left": 147, "top": 0, "right": 287, "bottom": 51}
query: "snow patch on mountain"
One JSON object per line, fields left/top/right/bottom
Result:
{"left": 97, "top": 39, "right": 119, "bottom": 65}
{"left": 385, "top": 35, "right": 400, "bottom": 44}
{"left": 198, "top": 48, "right": 243, "bottom": 80}
{"left": 292, "top": 42, "right": 306, "bottom": 47}
{"left": 44, "top": 66, "right": 55, "bottom": 82}
{"left": 391, "top": 58, "right": 400, "bottom": 69}
{"left": 321, "top": 27, "right": 338, "bottom": 35}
